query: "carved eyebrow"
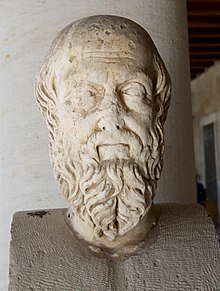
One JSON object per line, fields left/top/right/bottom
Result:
{"left": 118, "top": 75, "right": 153, "bottom": 94}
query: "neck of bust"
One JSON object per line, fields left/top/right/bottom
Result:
{"left": 65, "top": 204, "right": 157, "bottom": 257}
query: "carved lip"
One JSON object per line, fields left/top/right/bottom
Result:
{"left": 97, "top": 143, "right": 130, "bottom": 161}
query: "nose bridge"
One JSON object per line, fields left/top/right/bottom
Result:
{"left": 97, "top": 97, "right": 125, "bottom": 131}
{"left": 102, "top": 87, "right": 117, "bottom": 107}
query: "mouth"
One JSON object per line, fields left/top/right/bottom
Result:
{"left": 97, "top": 143, "right": 130, "bottom": 161}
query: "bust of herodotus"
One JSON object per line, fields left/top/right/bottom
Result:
{"left": 35, "top": 15, "right": 171, "bottom": 254}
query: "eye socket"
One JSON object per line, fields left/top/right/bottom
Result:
{"left": 79, "top": 85, "right": 98, "bottom": 99}
{"left": 119, "top": 81, "right": 152, "bottom": 112}
{"left": 121, "top": 82, "right": 147, "bottom": 99}
{"left": 63, "top": 82, "right": 105, "bottom": 114}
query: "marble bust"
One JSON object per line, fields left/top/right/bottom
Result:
{"left": 35, "top": 15, "right": 171, "bottom": 254}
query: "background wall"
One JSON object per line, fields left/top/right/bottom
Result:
{"left": 191, "top": 62, "right": 220, "bottom": 223}
{"left": 0, "top": 1, "right": 195, "bottom": 289}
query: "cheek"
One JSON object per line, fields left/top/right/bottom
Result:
{"left": 59, "top": 112, "right": 98, "bottom": 145}
{"left": 59, "top": 115, "right": 75, "bottom": 132}
{"left": 124, "top": 114, "right": 152, "bottom": 147}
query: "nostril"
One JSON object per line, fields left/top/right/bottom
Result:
{"left": 116, "top": 125, "right": 120, "bottom": 130}
{"left": 102, "top": 127, "right": 106, "bottom": 130}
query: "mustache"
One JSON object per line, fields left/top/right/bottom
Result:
{"left": 80, "top": 128, "right": 144, "bottom": 163}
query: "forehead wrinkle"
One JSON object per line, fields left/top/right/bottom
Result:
{"left": 61, "top": 65, "right": 152, "bottom": 88}
{"left": 83, "top": 51, "right": 135, "bottom": 63}
{"left": 85, "top": 57, "right": 134, "bottom": 64}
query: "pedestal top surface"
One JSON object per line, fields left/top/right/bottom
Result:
{"left": 9, "top": 204, "right": 220, "bottom": 291}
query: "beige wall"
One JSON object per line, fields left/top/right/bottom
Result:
{"left": 191, "top": 61, "right": 220, "bottom": 220}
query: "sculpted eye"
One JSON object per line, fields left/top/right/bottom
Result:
{"left": 122, "top": 82, "right": 146, "bottom": 99}
{"left": 80, "top": 86, "right": 97, "bottom": 99}
{"left": 63, "top": 82, "right": 105, "bottom": 114}
{"left": 119, "top": 81, "right": 152, "bottom": 112}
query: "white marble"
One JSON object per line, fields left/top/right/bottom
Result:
{"left": 35, "top": 16, "right": 171, "bottom": 251}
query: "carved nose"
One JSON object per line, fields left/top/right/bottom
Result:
{"left": 98, "top": 114, "right": 125, "bottom": 131}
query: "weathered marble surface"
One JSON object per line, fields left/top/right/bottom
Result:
{"left": 9, "top": 204, "right": 220, "bottom": 290}
{"left": 35, "top": 15, "right": 171, "bottom": 250}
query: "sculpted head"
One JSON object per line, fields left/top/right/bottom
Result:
{"left": 35, "top": 15, "right": 171, "bottom": 250}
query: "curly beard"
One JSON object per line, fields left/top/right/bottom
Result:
{"left": 78, "top": 159, "right": 154, "bottom": 240}
{"left": 50, "top": 128, "right": 159, "bottom": 241}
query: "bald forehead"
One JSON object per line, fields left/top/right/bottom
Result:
{"left": 51, "top": 16, "right": 156, "bottom": 61}
{"left": 49, "top": 16, "right": 158, "bottom": 82}
{"left": 63, "top": 15, "right": 148, "bottom": 45}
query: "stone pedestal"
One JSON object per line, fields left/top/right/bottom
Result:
{"left": 9, "top": 204, "right": 220, "bottom": 290}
